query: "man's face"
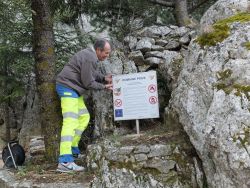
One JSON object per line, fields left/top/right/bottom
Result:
{"left": 96, "top": 43, "right": 111, "bottom": 61}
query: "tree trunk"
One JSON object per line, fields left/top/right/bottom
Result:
{"left": 174, "top": 0, "right": 190, "bottom": 26}
{"left": 31, "top": 0, "right": 61, "bottom": 162}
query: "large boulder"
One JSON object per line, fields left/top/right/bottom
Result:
{"left": 169, "top": 1, "right": 250, "bottom": 187}
{"left": 200, "top": 0, "right": 249, "bottom": 32}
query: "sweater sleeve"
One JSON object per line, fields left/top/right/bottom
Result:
{"left": 93, "top": 69, "right": 105, "bottom": 82}
{"left": 80, "top": 60, "right": 105, "bottom": 90}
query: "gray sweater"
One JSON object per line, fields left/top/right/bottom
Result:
{"left": 56, "top": 48, "right": 105, "bottom": 95}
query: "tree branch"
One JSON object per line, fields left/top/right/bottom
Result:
{"left": 148, "top": 0, "right": 174, "bottom": 7}
{"left": 188, "top": 0, "right": 212, "bottom": 12}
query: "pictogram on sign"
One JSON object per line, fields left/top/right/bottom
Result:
{"left": 149, "top": 96, "right": 157, "bottom": 104}
{"left": 114, "top": 87, "right": 121, "bottom": 96}
{"left": 148, "top": 84, "right": 156, "bottom": 93}
{"left": 114, "top": 99, "right": 122, "bottom": 107}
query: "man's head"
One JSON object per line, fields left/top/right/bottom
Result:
{"left": 94, "top": 39, "right": 111, "bottom": 61}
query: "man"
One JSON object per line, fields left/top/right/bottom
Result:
{"left": 56, "top": 39, "right": 113, "bottom": 172}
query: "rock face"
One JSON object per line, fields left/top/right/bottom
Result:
{"left": 86, "top": 129, "right": 204, "bottom": 188}
{"left": 0, "top": 75, "right": 41, "bottom": 150}
{"left": 169, "top": 1, "right": 250, "bottom": 187}
{"left": 200, "top": 0, "right": 249, "bottom": 30}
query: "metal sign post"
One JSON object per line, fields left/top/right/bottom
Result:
{"left": 136, "top": 119, "right": 140, "bottom": 135}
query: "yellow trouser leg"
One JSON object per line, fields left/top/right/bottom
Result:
{"left": 72, "top": 96, "right": 90, "bottom": 147}
{"left": 60, "top": 97, "right": 79, "bottom": 156}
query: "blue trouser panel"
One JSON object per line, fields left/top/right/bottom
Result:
{"left": 56, "top": 84, "right": 90, "bottom": 163}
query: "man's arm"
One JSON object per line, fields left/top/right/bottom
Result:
{"left": 92, "top": 69, "right": 105, "bottom": 83}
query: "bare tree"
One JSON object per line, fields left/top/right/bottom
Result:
{"left": 149, "top": 0, "right": 190, "bottom": 26}
{"left": 31, "top": 0, "right": 61, "bottom": 162}
{"left": 149, "top": 0, "right": 214, "bottom": 26}
{"left": 174, "top": 0, "right": 190, "bottom": 26}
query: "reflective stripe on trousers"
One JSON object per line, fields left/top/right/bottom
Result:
{"left": 60, "top": 95, "right": 90, "bottom": 156}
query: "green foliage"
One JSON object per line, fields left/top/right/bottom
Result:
{"left": 0, "top": 0, "right": 33, "bottom": 103}
{"left": 48, "top": 0, "right": 220, "bottom": 41}
{"left": 197, "top": 12, "right": 250, "bottom": 47}
{"left": 0, "top": 75, "right": 24, "bottom": 102}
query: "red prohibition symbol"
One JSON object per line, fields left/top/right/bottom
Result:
{"left": 149, "top": 96, "right": 157, "bottom": 104}
{"left": 148, "top": 84, "right": 156, "bottom": 93}
{"left": 114, "top": 99, "right": 122, "bottom": 107}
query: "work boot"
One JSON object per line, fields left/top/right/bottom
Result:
{"left": 56, "top": 162, "right": 85, "bottom": 172}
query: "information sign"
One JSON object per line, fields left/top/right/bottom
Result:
{"left": 112, "top": 71, "right": 159, "bottom": 121}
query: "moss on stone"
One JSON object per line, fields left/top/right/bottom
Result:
{"left": 244, "top": 42, "right": 250, "bottom": 50}
{"left": 196, "top": 12, "right": 250, "bottom": 47}
{"left": 217, "top": 69, "right": 232, "bottom": 80}
{"left": 215, "top": 82, "right": 250, "bottom": 100}
{"left": 232, "top": 126, "right": 250, "bottom": 151}
{"left": 196, "top": 24, "right": 230, "bottom": 47}
{"left": 217, "top": 12, "right": 250, "bottom": 25}
{"left": 214, "top": 83, "right": 233, "bottom": 94}
{"left": 233, "top": 84, "right": 250, "bottom": 100}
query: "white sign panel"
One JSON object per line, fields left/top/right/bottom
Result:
{"left": 112, "top": 71, "right": 159, "bottom": 121}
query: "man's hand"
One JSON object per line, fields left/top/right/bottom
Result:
{"left": 105, "top": 83, "right": 113, "bottom": 90}
{"left": 105, "top": 74, "right": 112, "bottom": 84}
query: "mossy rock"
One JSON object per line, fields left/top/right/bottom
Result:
{"left": 217, "top": 69, "right": 232, "bottom": 80}
{"left": 244, "top": 42, "right": 250, "bottom": 50}
{"left": 196, "top": 12, "right": 250, "bottom": 47}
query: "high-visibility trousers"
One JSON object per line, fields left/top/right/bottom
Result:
{"left": 56, "top": 84, "right": 90, "bottom": 163}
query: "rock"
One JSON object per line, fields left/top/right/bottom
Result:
{"left": 0, "top": 169, "right": 91, "bottom": 188}
{"left": 200, "top": 0, "right": 249, "bottom": 33}
{"left": 137, "top": 65, "right": 151, "bottom": 72}
{"left": 86, "top": 132, "right": 201, "bottom": 187}
{"left": 151, "top": 45, "right": 164, "bottom": 51}
{"left": 145, "top": 57, "right": 164, "bottom": 65}
{"left": 134, "top": 145, "right": 150, "bottom": 154}
{"left": 136, "top": 37, "right": 155, "bottom": 52}
{"left": 138, "top": 25, "right": 171, "bottom": 38}
{"left": 134, "top": 154, "right": 148, "bottom": 161}
{"left": 155, "top": 39, "right": 168, "bottom": 46}
{"left": 179, "top": 34, "right": 190, "bottom": 45}
{"left": 159, "top": 51, "right": 183, "bottom": 90}
{"left": 124, "top": 36, "right": 137, "bottom": 50}
{"left": 169, "top": 4, "right": 250, "bottom": 187}
{"left": 144, "top": 51, "right": 164, "bottom": 59}
{"left": 148, "top": 144, "right": 172, "bottom": 158}
{"left": 0, "top": 75, "right": 41, "bottom": 151}
{"left": 29, "top": 136, "right": 45, "bottom": 157}
{"left": 144, "top": 158, "right": 176, "bottom": 174}
{"left": 128, "top": 50, "right": 145, "bottom": 66}
{"left": 169, "top": 26, "right": 190, "bottom": 37}
{"left": 164, "top": 40, "right": 180, "bottom": 50}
